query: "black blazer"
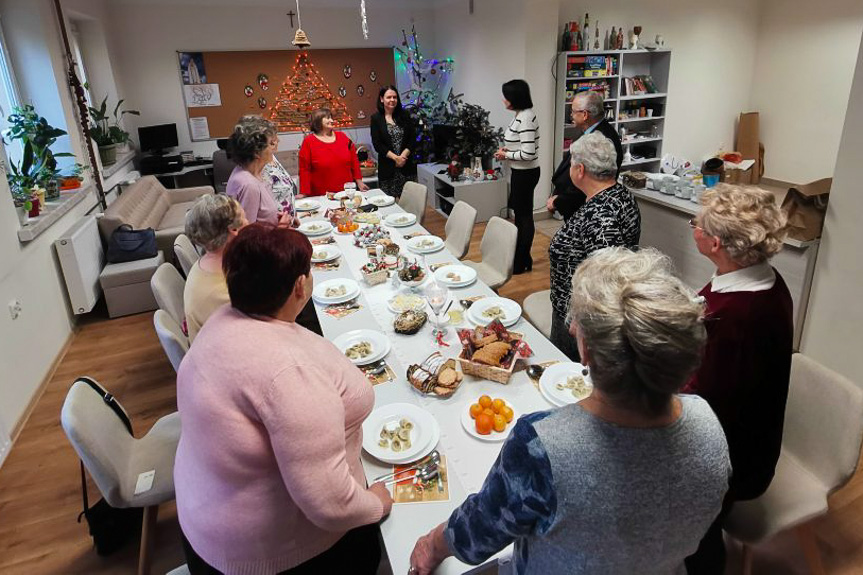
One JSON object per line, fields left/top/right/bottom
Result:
{"left": 370, "top": 112, "right": 417, "bottom": 181}
{"left": 551, "top": 119, "right": 623, "bottom": 220}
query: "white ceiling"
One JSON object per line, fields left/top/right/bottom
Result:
{"left": 109, "top": 0, "right": 435, "bottom": 7}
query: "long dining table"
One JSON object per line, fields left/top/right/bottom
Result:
{"left": 306, "top": 189, "right": 570, "bottom": 574}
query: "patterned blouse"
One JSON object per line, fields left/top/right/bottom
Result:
{"left": 548, "top": 182, "right": 641, "bottom": 319}
{"left": 262, "top": 158, "right": 298, "bottom": 216}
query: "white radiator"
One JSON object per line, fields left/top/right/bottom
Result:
{"left": 55, "top": 215, "right": 104, "bottom": 314}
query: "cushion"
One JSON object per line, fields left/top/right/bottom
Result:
{"left": 159, "top": 201, "right": 197, "bottom": 231}
{"left": 100, "top": 251, "right": 165, "bottom": 289}
{"left": 724, "top": 450, "right": 829, "bottom": 543}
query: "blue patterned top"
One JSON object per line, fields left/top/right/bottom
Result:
{"left": 444, "top": 411, "right": 556, "bottom": 571}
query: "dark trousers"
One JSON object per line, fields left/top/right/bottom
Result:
{"left": 685, "top": 494, "right": 733, "bottom": 574}
{"left": 297, "top": 298, "right": 323, "bottom": 336}
{"left": 182, "top": 523, "right": 382, "bottom": 575}
{"left": 550, "top": 312, "right": 581, "bottom": 362}
{"left": 509, "top": 167, "right": 540, "bottom": 273}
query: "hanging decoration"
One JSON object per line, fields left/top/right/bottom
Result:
{"left": 343, "top": 64, "right": 353, "bottom": 79}
{"left": 360, "top": 0, "right": 369, "bottom": 40}
{"left": 268, "top": 51, "right": 354, "bottom": 131}
{"left": 258, "top": 73, "right": 269, "bottom": 90}
{"left": 356, "top": 84, "right": 365, "bottom": 96}
{"left": 291, "top": 0, "right": 311, "bottom": 48}
{"left": 369, "top": 70, "right": 377, "bottom": 82}
{"left": 357, "top": 110, "right": 367, "bottom": 120}
{"left": 338, "top": 86, "right": 347, "bottom": 98}
{"left": 244, "top": 85, "right": 254, "bottom": 97}
{"left": 394, "top": 25, "right": 458, "bottom": 163}
{"left": 258, "top": 97, "right": 268, "bottom": 109}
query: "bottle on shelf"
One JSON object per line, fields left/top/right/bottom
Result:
{"left": 610, "top": 26, "right": 616, "bottom": 49}
{"left": 594, "top": 22, "right": 600, "bottom": 50}
{"left": 583, "top": 13, "right": 590, "bottom": 52}
{"left": 617, "top": 27, "right": 624, "bottom": 50}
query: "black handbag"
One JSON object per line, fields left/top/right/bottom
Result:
{"left": 75, "top": 377, "right": 144, "bottom": 556}
{"left": 106, "top": 224, "right": 157, "bottom": 263}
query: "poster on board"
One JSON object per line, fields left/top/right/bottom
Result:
{"left": 179, "top": 52, "right": 207, "bottom": 85}
{"left": 184, "top": 84, "right": 222, "bottom": 107}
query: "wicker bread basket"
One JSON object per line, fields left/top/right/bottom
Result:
{"left": 457, "top": 332, "right": 523, "bottom": 384}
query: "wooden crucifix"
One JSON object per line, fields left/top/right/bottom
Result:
{"left": 287, "top": 10, "right": 297, "bottom": 28}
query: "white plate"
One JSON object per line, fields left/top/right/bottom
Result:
{"left": 311, "top": 245, "right": 341, "bottom": 263}
{"left": 460, "top": 399, "right": 519, "bottom": 443}
{"left": 468, "top": 297, "right": 522, "bottom": 327}
{"left": 333, "top": 191, "right": 353, "bottom": 200}
{"left": 295, "top": 199, "right": 321, "bottom": 212}
{"left": 362, "top": 403, "right": 440, "bottom": 464}
{"left": 407, "top": 235, "right": 444, "bottom": 254}
{"left": 384, "top": 212, "right": 417, "bottom": 227}
{"left": 538, "top": 362, "right": 594, "bottom": 407}
{"left": 434, "top": 265, "right": 477, "bottom": 288}
{"left": 298, "top": 220, "right": 333, "bottom": 237}
{"left": 387, "top": 292, "right": 427, "bottom": 313}
{"left": 312, "top": 278, "right": 360, "bottom": 305}
{"left": 369, "top": 195, "right": 396, "bottom": 207}
{"left": 332, "top": 329, "right": 391, "bottom": 365}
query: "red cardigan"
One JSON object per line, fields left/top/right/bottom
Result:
{"left": 298, "top": 132, "right": 362, "bottom": 196}
{"left": 683, "top": 271, "right": 793, "bottom": 501}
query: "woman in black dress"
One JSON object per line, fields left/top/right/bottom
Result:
{"left": 370, "top": 86, "right": 416, "bottom": 199}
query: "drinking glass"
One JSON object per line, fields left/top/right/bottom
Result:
{"left": 425, "top": 284, "right": 449, "bottom": 340}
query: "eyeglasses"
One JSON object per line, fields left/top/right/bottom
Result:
{"left": 688, "top": 219, "right": 700, "bottom": 230}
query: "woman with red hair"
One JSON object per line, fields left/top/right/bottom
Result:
{"left": 174, "top": 223, "right": 391, "bottom": 574}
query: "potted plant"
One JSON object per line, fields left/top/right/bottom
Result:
{"left": 2, "top": 104, "right": 74, "bottom": 200}
{"left": 87, "top": 95, "right": 140, "bottom": 166}
{"left": 445, "top": 97, "right": 503, "bottom": 169}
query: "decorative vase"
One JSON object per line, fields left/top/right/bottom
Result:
{"left": 98, "top": 143, "right": 118, "bottom": 166}
{"left": 45, "top": 178, "right": 59, "bottom": 200}
{"left": 28, "top": 196, "right": 41, "bottom": 218}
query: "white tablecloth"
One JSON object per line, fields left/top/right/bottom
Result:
{"left": 309, "top": 190, "right": 569, "bottom": 574}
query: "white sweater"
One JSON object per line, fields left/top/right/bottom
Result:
{"left": 503, "top": 108, "right": 539, "bottom": 170}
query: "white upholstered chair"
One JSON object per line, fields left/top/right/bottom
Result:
{"left": 463, "top": 216, "right": 517, "bottom": 290}
{"left": 173, "top": 234, "right": 200, "bottom": 278}
{"left": 150, "top": 263, "right": 186, "bottom": 328}
{"left": 444, "top": 201, "right": 477, "bottom": 260}
{"left": 399, "top": 181, "right": 428, "bottom": 224}
{"left": 153, "top": 310, "right": 189, "bottom": 372}
{"left": 724, "top": 353, "right": 863, "bottom": 575}
{"left": 523, "top": 289, "right": 553, "bottom": 339}
{"left": 61, "top": 377, "right": 180, "bottom": 575}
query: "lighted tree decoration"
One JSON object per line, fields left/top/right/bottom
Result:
{"left": 268, "top": 51, "right": 353, "bottom": 132}
{"left": 395, "top": 25, "right": 458, "bottom": 163}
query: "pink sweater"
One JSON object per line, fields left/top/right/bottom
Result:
{"left": 174, "top": 306, "right": 384, "bottom": 574}
{"left": 226, "top": 165, "right": 279, "bottom": 225}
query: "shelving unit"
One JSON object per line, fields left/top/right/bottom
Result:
{"left": 554, "top": 49, "right": 672, "bottom": 172}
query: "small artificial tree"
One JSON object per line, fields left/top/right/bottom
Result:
{"left": 446, "top": 96, "right": 504, "bottom": 167}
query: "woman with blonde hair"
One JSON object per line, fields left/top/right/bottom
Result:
{"left": 409, "top": 247, "right": 730, "bottom": 575}
{"left": 684, "top": 184, "right": 793, "bottom": 573}
{"left": 183, "top": 194, "right": 247, "bottom": 343}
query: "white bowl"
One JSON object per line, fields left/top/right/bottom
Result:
{"left": 538, "top": 362, "right": 593, "bottom": 407}
{"left": 332, "top": 329, "right": 391, "bottom": 365}
{"left": 362, "top": 403, "right": 440, "bottom": 464}
{"left": 407, "top": 235, "right": 444, "bottom": 254}
{"left": 311, "top": 245, "right": 341, "bottom": 263}
{"left": 298, "top": 220, "right": 333, "bottom": 237}
{"left": 433, "top": 265, "right": 477, "bottom": 288}
{"left": 312, "top": 278, "right": 360, "bottom": 305}
{"left": 385, "top": 213, "right": 417, "bottom": 227}
{"left": 295, "top": 199, "right": 321, "bottom": 212}
{"left": 467, "top": 297, "right": 522, "bottom": 327}
{"left": 369, "top": 195, "right": 396, "bottom": 207}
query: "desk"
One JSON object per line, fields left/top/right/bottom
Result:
{"left": 155, "top": 162, "right": 214, "bottom": 189}
{"left": 417, "top": 163, "right": 508, "bottom": 223}
{"left": 307, "top": 190, "right": 567, "bottom": 573}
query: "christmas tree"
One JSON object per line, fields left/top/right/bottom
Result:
{"left": 268, "top": 51, "right": 353, "bottom": 132}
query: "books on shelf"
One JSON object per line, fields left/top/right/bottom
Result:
{"left": 567, "top": 55, "right": 617, "bottom": 78}
{"left": 622, "top": 75, "right": 659, "bottom": 96}
{"left": 567, "top": 80, "right": 612, "bottom": 100}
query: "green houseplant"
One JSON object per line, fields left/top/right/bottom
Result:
{"left": 3, "top": 104, "right": 74, "bottom": 202}
{"left": 87, "top": 95, "right": 140, "bottom": 166}
{"left": 445, "top": 97, "right": 503, "bottom": 169}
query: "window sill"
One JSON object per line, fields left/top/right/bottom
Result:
{"left": 17, "top": 184, "right": 95, "bottom": 242}
{"left": 102, "top": 149, "right": 136, "bottom": 181}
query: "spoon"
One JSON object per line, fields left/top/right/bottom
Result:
{"left": 364, "top": 359, "right": 387, "bottom": 375}
{"left": 384, "top": 461, "right": 437, "bottom": 486}
{"left": 526, "top": 364, "right": 546, "bottom": 379}
{"left": 459, "top": 299, "right": 475, "bottom": 310}
{"left": 374, "top": 450, "right": 441, "bottom": 483}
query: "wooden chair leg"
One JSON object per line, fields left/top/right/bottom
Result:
{"left": 795, "top": 523, "right": 826, "bottom": 575}
{"left": 137, "top": 505, "right": 159, "bottom": 575}
{"left": 741, "top": 543, "right": 753, "bottom": 575}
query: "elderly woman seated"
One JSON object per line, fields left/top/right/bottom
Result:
{"left": 409, "top": 247, "right": 731, "bottom": 575}
{"left": 183, "top": 194, "right": 247, "bottom": 343}
{"left": 548, "top": 132, "right": 641, "bottom": 360}
{"left": 175, "top": 223, "right": 392, "bottom": 574}
{"left": 683, "top": 184, "right": 793, "bottom": 572}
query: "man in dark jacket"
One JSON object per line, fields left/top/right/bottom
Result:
{"left": 547, "top": 91, "right": 623, "bottom": 220}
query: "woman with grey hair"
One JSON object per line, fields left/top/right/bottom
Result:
{"left": 226, "top": 115, "right": 295, "bottom": 226}
{"left": 183, "top": 194, "right": 247, "bottom": 343}
{"left": 547, "top": 132, "right": 640, "bottom": 360}
{"left": 408, "top": 247, "right": 730, "bottom": 575}
{"left": 683, "top": 184, "right": 792, "bottom": 573}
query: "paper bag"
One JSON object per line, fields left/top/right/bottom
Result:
{"left": 781, "top": 178, "right": 832, "bottom": 241}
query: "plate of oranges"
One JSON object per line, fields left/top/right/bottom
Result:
{"left": 460, "top": 394, "right": 517, "bottom": 442}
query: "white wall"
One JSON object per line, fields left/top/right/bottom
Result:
{"left": 749, "top": 0, "right": 863, "bottom": 184}
{"left": 0, "top": 0, "right": 99, "bottom": 437}
{"left": 105, "top": 2, "right": 436, "bottom": 157}
{"left": 559, "top": 0, "right": 761, "bottom": 166}
{"left": 800, "top": 32, "right": 863, "bottom": 383}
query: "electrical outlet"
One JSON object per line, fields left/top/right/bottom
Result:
{"left": 8, "top": 299, "right": 21, "bottom": 320}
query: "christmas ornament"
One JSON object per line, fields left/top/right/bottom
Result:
{"left": 356, "top": 84, "right": 365, "bottom": 96}
{"left": 258, "top": 97, "right": 267, "bottom": 109}
{"left": 258, "top": 73, "right": 269, "bottom": 90}
{"left": 291, "top": 0, "right": 311, "bottom": 48}
{"left": 244, "top": 85, "right": 254, "bottom": 97}
{"left": 357, "top": 110, "right": 366, "bottom": 120}
{"left": 343, "top": 64, "right": 352, "bottom": 79}
{"left": 369, "top": 70, "right": 377, "bottom": 82}
{"left": 360, "top": 0, "right": 369, "bottom": 40}
{"left": 338, "top": 86, "right": 347, "bottom": 98}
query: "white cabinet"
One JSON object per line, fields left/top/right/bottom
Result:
{"left": 416, "top": 163, "right": 508, "bottom": 223}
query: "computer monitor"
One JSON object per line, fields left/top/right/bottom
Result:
{"left": 138, "top": 123, "right": 179, "bottom": 155}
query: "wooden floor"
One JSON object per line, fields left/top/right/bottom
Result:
{"left": 1, "top": 208, "right": 862, "bottom": 574}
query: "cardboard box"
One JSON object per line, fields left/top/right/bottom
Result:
{"left": 781, "top": 178, "right": 832, "bottom": 241}
{"left": 736, "top": 112, "right": 762, "bottom": 185}
{"left": 722, "top": 167, "right": 753, "bottom": 184}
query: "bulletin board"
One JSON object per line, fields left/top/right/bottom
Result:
{"left": 177, "top": 48, "right": 396, "bottom": 140}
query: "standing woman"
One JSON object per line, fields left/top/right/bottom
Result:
{"left": 226, "top": 115, "right": 296, "bottom": 226}
{"left": 370, "top": 86, "right": 416, "bottom": 199}
{"left": 298, "top": 108, "right": 368, "bottom": 196}
{"left": 495, "top": 79, "right": 540, "bottom": 274}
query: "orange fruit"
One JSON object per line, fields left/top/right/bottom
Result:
{"left": 492, "top": 398, "right": 505, "bottom": 414}
{"left": 501, "top": 405, "right": 514, "bottom": 423}
{"left": 478, "top": 395, "right": 492, "bottom": 409}
{"left": 493, "top": 414, "right": 507, "bottom": 432}
{"left": 469, "top": 403, "right": 483, "bottom": 420}
{"left": 475, "top": 413, "right": 493, "bottom": 435}
{"left": 482, "top": 407, "right": 495, "bottom": 418}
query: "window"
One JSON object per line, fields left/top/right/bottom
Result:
{"left": 69, "top": 21, "right": 92, "bottom": 106}
{"left": 0, "top": 14, "right": 22, "bottom": 168}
